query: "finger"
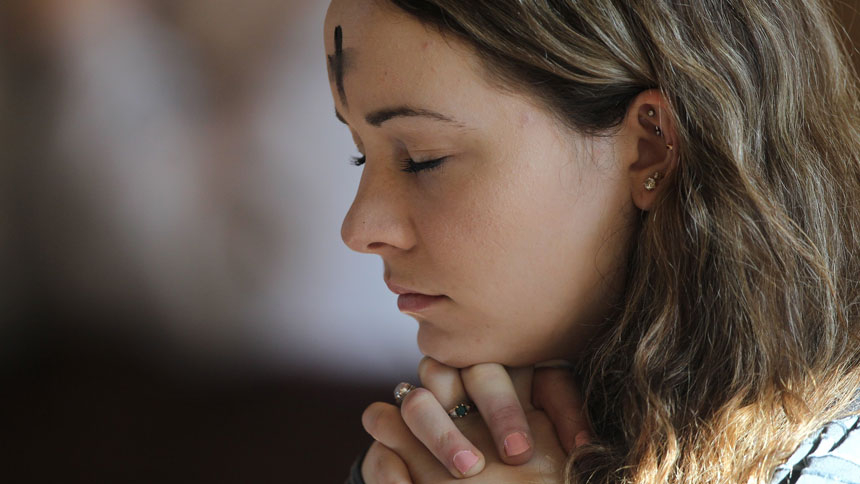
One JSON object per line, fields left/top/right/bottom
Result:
{"left": 362, "top": 402, "right": 426, "bottom": 457}
{"left": 575, "top": 430, "right": 592, "bottom": 448}
{"left": 399, "top": 387, "right": 486, "bottom": 478}
{"left": 418, "top": 356, "right": 468, "bottom": 410}
{"left": 461, "top": 364, "right": 534, "bottom": 464}
{"left": 362, "top": 441, "right": 413, "bottom": 484}
{"left": 532, "top": 367, "right": 591, "bottom": 454}
{"left": 507, "top": 366, "right": 535, "bottom": 411}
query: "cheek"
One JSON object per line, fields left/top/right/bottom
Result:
{"left": 413, "top": 162, "right": 628, "bottom": 364}
{"left": 411, "top": 176, "right": 507, "bottom": 287}
{"left": 415, "top": 156, "right": 586, "bottom": 297}
{"left": 443, "top": 167, "right": 587, "bottom": 296}
{"left": 407, "top": 128, "right": 629, "bottom": 365}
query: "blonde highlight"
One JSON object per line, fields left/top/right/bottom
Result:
{"left": 387, "top": 0, "right": 860, "bottom": 482}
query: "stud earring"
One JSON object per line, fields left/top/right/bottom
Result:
{"left": 655, "top": 125, "right": 663, "bottom": 137}
{"left": 644, "top": 171, "right": 663, "bottom": 191}
{"left": 666, "top": 143, "right": 674, "bottom": 151}
{"left": 647, "top": 109, "right": 655, "bottom": 117}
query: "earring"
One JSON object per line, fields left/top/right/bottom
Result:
{"left": 644, "top": 171, "right": 663, "bottom": 191}
{"left": 655, "top": 125, "right": 663, "bottom": 137}
{"left": 647, "top": 109, "right": 655, "bottom": 117}
{"left": 666, "top": 143, "right": 674, "bottom": 151}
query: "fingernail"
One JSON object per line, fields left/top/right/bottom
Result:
{"left": 575, "top": 430, "right": 592, "bottom": 448}
{"left": 453, "top": 450, "right": 479, "bottom": 475}
{"left": 504, "top": 432, "right": 530, "bottom": 456}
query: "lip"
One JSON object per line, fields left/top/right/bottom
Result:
{"left": 386, "top": 280, "right": 435, "bottom": 297}
{"left": 386, "top": 280, "right": 447, "bottom": 313}
{"left": 396, "top": 293, "right": 447, "bottom": 313}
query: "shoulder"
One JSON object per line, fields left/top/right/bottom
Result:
{"left": 771, "top": 414, "right": 860, "bottom": 484}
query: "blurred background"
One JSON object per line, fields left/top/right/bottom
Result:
{"left": 0, "top": 1, "right": 857, "bottom": 483}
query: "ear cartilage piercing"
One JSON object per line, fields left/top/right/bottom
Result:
{"left": 647, "top": 109, "right": 655, "bottom": 117}
{"left": 655, "top": 125, "right": 663, "bottom": 137}
{"left": 644, "top": 171, "right": 663, "bottom": 192}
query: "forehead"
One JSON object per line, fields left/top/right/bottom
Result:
{"left": 324, "top": 0, "right": 498, "bottom": 122}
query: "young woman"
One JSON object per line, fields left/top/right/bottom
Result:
{"left": 324, "top": 0, "right": 860, "bottom": 482}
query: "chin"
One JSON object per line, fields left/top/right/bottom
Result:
{"left": 417, "top": 326, "right": 476, "bottom": 368}
{"left": 417, "top": 326, "right": 521, "bottom": 368}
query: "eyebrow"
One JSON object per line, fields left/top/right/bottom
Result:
{"left": 335, "top": 106, "right": 469, "bottom": 129}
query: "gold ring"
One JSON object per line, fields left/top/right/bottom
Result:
{"left": 447, "top": 403, "right": 473, "bottom": 419}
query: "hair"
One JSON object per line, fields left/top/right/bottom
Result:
{"left": 385, "top": 0, "right": 860, "bottom": 482}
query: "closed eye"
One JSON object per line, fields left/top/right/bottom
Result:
{"left": 348, "top": 155, "right": 448, "bottom": 174}
{"left": 400, "top": 157, "right": 447, "bottom": 173}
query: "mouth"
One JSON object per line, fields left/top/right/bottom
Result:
{"left": 385, "top": 280, "right": 448, "bottom": 313}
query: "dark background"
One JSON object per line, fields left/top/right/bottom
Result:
{"left": 1, "top": 1, "right": 858, "bottom": 483}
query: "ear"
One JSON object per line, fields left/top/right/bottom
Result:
{"left": 620, "top": 89, "right": 679, "bottom": 212}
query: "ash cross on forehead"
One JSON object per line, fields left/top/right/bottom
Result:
{"left": 327, "top": 25, "right": 351, "bottom": 109}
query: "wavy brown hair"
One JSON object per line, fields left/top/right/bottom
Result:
{"left": 386, "top": 0, "right": 860, "bottom": 482}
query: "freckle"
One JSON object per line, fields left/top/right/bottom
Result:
{"left": 422, "top": 41, "right": 430, "bottom": 50}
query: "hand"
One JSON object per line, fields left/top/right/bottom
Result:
{"left": 361, "top": 358, "right": 591, "bottom": 482}
{"left": 361, "top": 365, "right": 568, "bottom": 484}
{"left": 532, "top": 362, "right": 593, "bottom": 452}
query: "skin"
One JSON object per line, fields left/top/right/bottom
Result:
{"left": 326, "top": 0, "right": 646, "bottom": 369}
{"left": 363, "top": 365, "right": 569, "bottom": 484}
{"left": 324, "top": 0, "right": 678, "bottom": 480}
{"left": 362, "top": 360, "right": 591, "bottom": 481}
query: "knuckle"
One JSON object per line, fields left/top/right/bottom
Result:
{"left": 367, "top": 441, "right": 385, "bottom": 458}
{"left": 362, "top": 402, "right": 397, "bottom": 436}
{"left": 361, "top": 403, "right": 384, "bottom": 433}
{"left": 365, "top": 443, "right": 409, "bottom": 484}
{"left": 487, "top": 402, "right": 526, "bottom": 430}
{"left": 367, "top": 442, "right": 413, "bottom": 484}
{"left": 362, "top": 442, "right": 384, "bottom": 481}
{"left": 399, "top": 387, "right": 435, "bottom": 421}
{"left": 365, "top": 442, "right": 384, "bottom": 470}
{"left": 381, "top": 472, "right": 410, "bottom": 484}
{"left": 386, "top": 477, "right": 412, "bottom": 484}
{"left": 372, "top": 455, "right": 394, "bottom": 481}
{"left": 418, "top": 356, "right": 447, "bottom": 384}
{"left": 434, "top": 428, "right": 458, "bottom": 457}
{"left": 383, "top": 476, "right": 411, "bottom": 484}
{"left": 462, "top": 362, "right": 504, "bottom": 382}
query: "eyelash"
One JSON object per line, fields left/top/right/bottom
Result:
{"left": 349, "top": 155, "right": 447, "bottom": 174}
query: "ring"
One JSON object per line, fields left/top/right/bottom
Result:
{"left": 393, "top": 382, "right": 416, "bottom": 406}
{"left": 447, "top": 402, "right": 474, "bottom": 419}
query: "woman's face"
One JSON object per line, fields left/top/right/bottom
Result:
{"left": 325, "top": 0, "right": 638, "bottom": 367}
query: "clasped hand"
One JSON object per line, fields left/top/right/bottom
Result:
{"left": 361, "top": 357, "right": 591, "bottom": 483}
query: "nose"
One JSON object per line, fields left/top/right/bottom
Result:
{"left": 341, "top": 162, "right": 417, "bottom": 255}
